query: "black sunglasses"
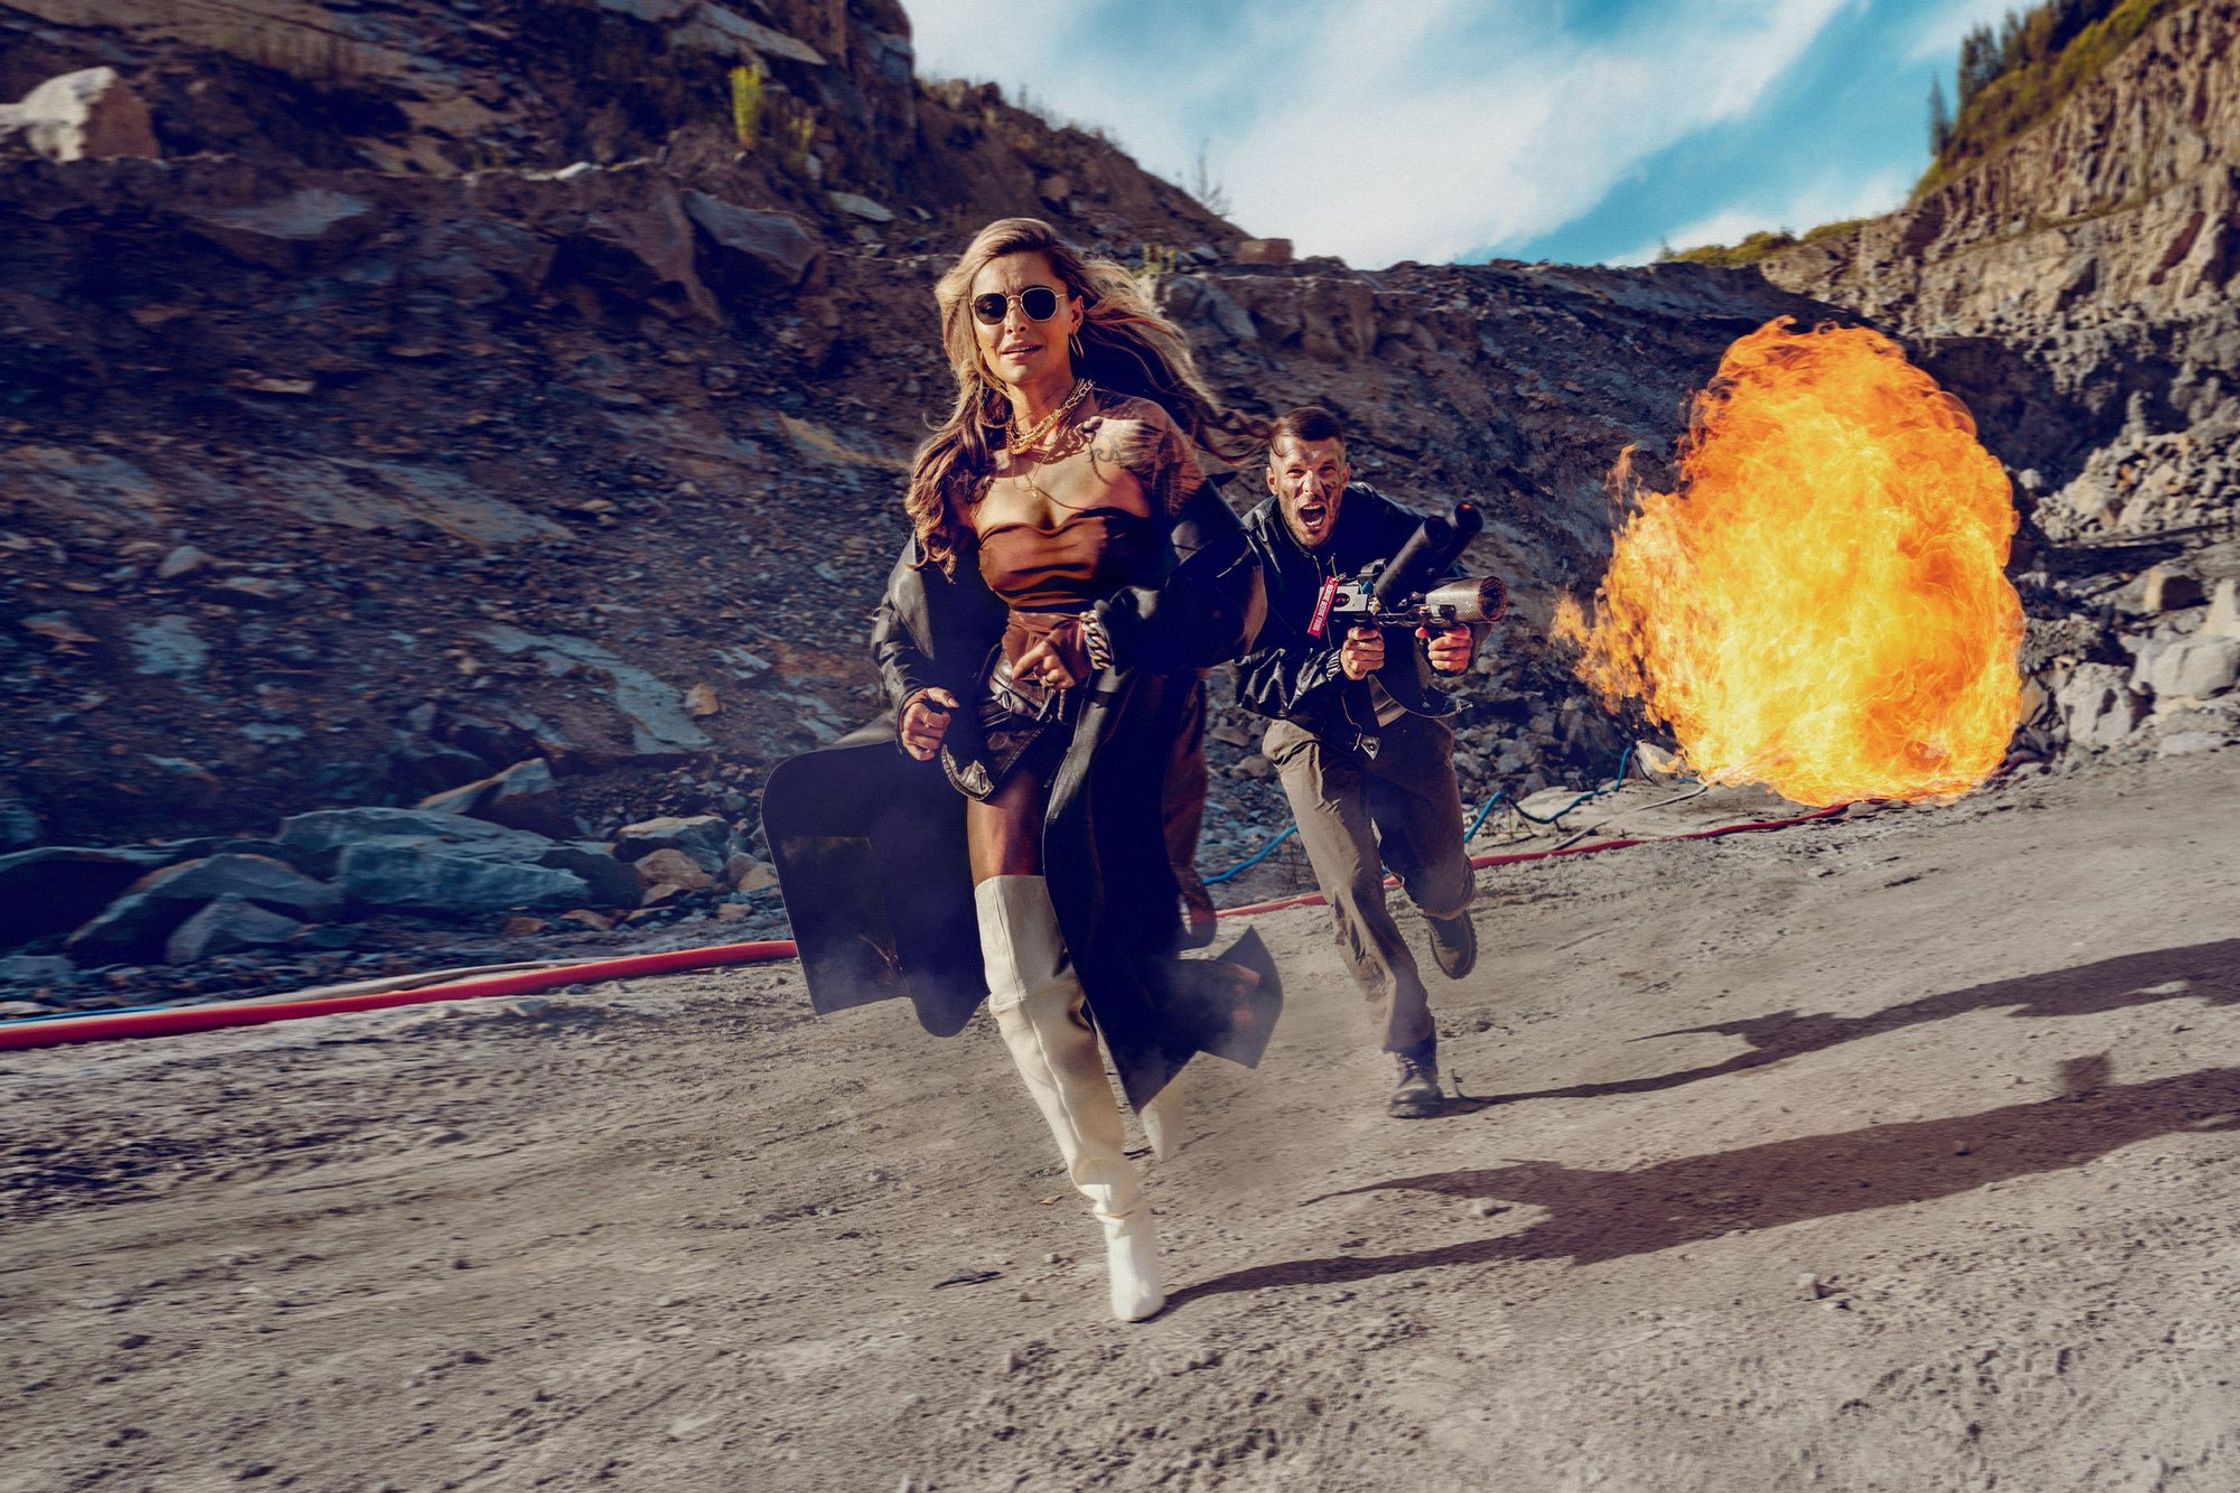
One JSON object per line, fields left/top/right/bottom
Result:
{"left": 971, "top": 285, "right": 1064, "bottom": 325}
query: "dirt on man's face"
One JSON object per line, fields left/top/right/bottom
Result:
{"left": 1268, "top": 433, "right": 1349, "bottom": 550}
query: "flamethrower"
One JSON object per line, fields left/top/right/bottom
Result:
{"left": 1308, "top": 501, "right": 1507, "bottom": 641}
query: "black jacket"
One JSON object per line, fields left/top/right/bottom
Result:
{"left": 762, "top": 481, "right": 1272, "bottom": 1110}
{"left": 1234, "top": 482, "right": 1465, "bottom": 742}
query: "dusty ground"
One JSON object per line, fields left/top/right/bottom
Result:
{"left": 3, "top": 749, "right": 2238, "bottom": 1493}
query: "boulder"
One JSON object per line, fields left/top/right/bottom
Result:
{"left": 535, "top": 843, "right": 644, "bottom": 908}
{"left": 1157, "top": 275, "right": 1256, "bottom": 343}
{"left": 683, "top": 193, "right": 823, "bottom": 290}
{"left": 2139, "top": 634, "right": 2240, "bottom": 702}
{"left": 2205, "top": 579, "right": 2240, "bottom": 640}
{"left": 1632, "top": 741, "right": 1685, "bottom": 782}
{"left": 826, "top": 191, "right": 894, "bottom": 224}
{"left": 0, "top": 785, "right": 38, "bottom": 851}
{"left": 336, "top": 845, "right": 591, "bottom": 916}
{"left": 634, "top": 847, "right": 715, "bottom": 894}
{"left": 2118, "top": 564, "right": 2206, "bottom": 615}
{"left": 277, "top": 808, "right": 559, "bottom": 876}
{"left": 0, "top": 68, "right": 158, "bottom": 164}
{"left": 0, "top": 845, "right": 174, "bottom": 946}
{"left": 416, "top": 758, "right": 575, "bottom": 839}
{"left": 165, "top": 898, "right": 305, "bottom": 964}
{"left": 0, "top": 953, "right": 74, "bottom": 986}
{"left": 727, "top": 853, "right": 779, "bottom": 893}
{"left": 184, "top": 188, "right": 379, "bottom": 271}
{"left": 2056, "top": 662, "right": 2146, "bottom": 748}
{"left": 65, "top": 854, "right": 341, "bottom": 962}
{"left": 568, "top": 184, "right": 720, "bottom": 323}
{"left": 1236, "top": 239, "right": 1293, "bottom": 265}
{"left": 613, "top": 814, "right": 730, "bottom": 874}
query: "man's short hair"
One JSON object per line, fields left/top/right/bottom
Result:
{"left": 1268, "top": 406, "right": 1345, "bottom": 460}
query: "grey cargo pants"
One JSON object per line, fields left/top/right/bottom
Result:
{"left": 1263, "top": 712, "right": 1475, "bottom": 1054}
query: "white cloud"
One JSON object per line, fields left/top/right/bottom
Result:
{"left": 1217, "top": 0, "right": 1847, "bottom": 266}
{"left": 1906, "top": 0, "right": 2020, "bottom": 64}
{"left": 907, "top": 0, "right": 1853, "bottom": 268}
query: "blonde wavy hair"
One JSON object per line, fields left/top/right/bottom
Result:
{"left": 905, "top": 217, "right": 1252, "bottom": 576}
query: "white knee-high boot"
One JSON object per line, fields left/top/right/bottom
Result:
{"left": 976, "top": 875, "right": 1166, "bottom": 1323}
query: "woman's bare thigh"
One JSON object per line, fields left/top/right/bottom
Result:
{"left": 967, "top": 766, "right": 1050, "bottom": 882}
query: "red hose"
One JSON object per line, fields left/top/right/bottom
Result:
{"left": 0, "top": 805, "right": 1843, "bottom": 1054}
{"left": 0, "top": 941, "right": 796, "bottom": 1052}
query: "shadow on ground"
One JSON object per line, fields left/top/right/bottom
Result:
{"left": 1168, "top": 941, "right": 2240, "bottom": 1309}
{"left": 1479, "top": 938, "right": 2240, "bottom": 1105}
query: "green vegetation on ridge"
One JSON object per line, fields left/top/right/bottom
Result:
{"left": 1661, "top": 0, "right": 2193, "bottom": 267}
{"left": 1918, "top": 0, "right": 2198, "bottom": 197}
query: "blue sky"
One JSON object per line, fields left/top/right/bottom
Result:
{"left": 907, "top": 0, "right": 2018, "bottom": 267}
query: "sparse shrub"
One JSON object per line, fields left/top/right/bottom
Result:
{"left": 1136, "top": 242, "right": 1179, "bottom": 279}
{"left": 1658, "top": 230, "right": 1798, "bottom": 268}
{"left": 730, "top": 62, "right": 764, "bottom": 151}
{"left": 1186, "top": 139, "right": 1231, "bottom": 218}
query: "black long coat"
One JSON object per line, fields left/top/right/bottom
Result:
{"left": 760, "top": 482, "right": 1270, "bottom": 1111}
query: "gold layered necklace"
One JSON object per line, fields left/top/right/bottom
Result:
{"left": 1006, "top": 377, "right": 1092, "bottom": 458}
{"left": 1004, "top": 378, "right": 1093, "bottom": 510}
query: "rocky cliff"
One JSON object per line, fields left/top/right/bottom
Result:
{"left": 1765, "top": 0, "right": 2238, "bottom": 545}
{"left": 1760, "top": 0, "right": 2240, "bottom": 777}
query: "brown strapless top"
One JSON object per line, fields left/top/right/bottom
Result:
{"left": 977, "top": 506, "right": 1159, "bottom": 664}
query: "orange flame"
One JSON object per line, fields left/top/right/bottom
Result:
{"left": 1553, "top": 318, "right": 2024, "bottom": 806}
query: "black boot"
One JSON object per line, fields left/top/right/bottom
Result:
{"left": 1388, "top": 1042, "right": 1444, "bottom": 1119}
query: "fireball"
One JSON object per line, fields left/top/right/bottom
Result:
{"left": 1554, "top": 318, "right": 2024, "bottom": 806}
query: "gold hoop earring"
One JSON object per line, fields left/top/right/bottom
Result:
{"left": 1068, "top": 331, "right": 1085, "bottom": 361}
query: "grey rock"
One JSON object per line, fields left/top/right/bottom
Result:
{"left": 535, "top": 843, "right": 642, "bottom": 908}
{"left": 2157, "top": 730, "right": 2227, "bottom": 757}
{"left": 2140, "top": 635, "right": 2240, "bottom": 701}
{"left": 826, "top": 191, "right": 895, "bottom": 224}
{"left": 185, "top": 189, "right": 378, "bottom": 269}
{"left": 277, "top": 808, "right": 560, "bottom": 876}
{"left": 0, "top": 785, "right": 38, "bottom": 851}
{"left": 66, "top": 854, "right": 340, "bottom": 961}
{"left": 0, "top": 845, "right": 174, "bottom": 946}
{"left": 0, "top": 954, "right": 74, "bottom": 984}
{"left": 477, "top": 626, "right": 712, "bottom": 756}
{"left": 156, "top": 545, "right": 211, "bottom": 580}
{"left": 2056, "top": 663, "right": 2146, "bottom": 748}
{"left": 165, "top": 898, "right": 305, "bottom": 964}
{"left": 127, "top": 616, "right": 208, "bottom": 678}
{"left": 337, "top": 845, "right": 592, "bottom": 916}
{"left": 682, "top": 6, "right": 827, "bottom": 64}
{"left": 613, "top": 815, "right": 730, "bottom": 874}
{"left": 2205, "top": 579, "right": 2240, "bottom": 640}
{"left": 683, "top": 193, "right": 822, "bottom": 290}
{"left": 416, "top": 758, "right": 574, "bottom": 839}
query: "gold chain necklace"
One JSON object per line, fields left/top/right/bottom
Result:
{"left": 1005, "top": 378, "right": 1092, "bottom": 457}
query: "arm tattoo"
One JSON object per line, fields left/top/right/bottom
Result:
{"left": 1093, "top": 403, "right": 1204, "bottom": 514}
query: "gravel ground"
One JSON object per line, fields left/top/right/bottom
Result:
{"left": 3, "top": 750, "right": 2238, "bottom": 1492}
